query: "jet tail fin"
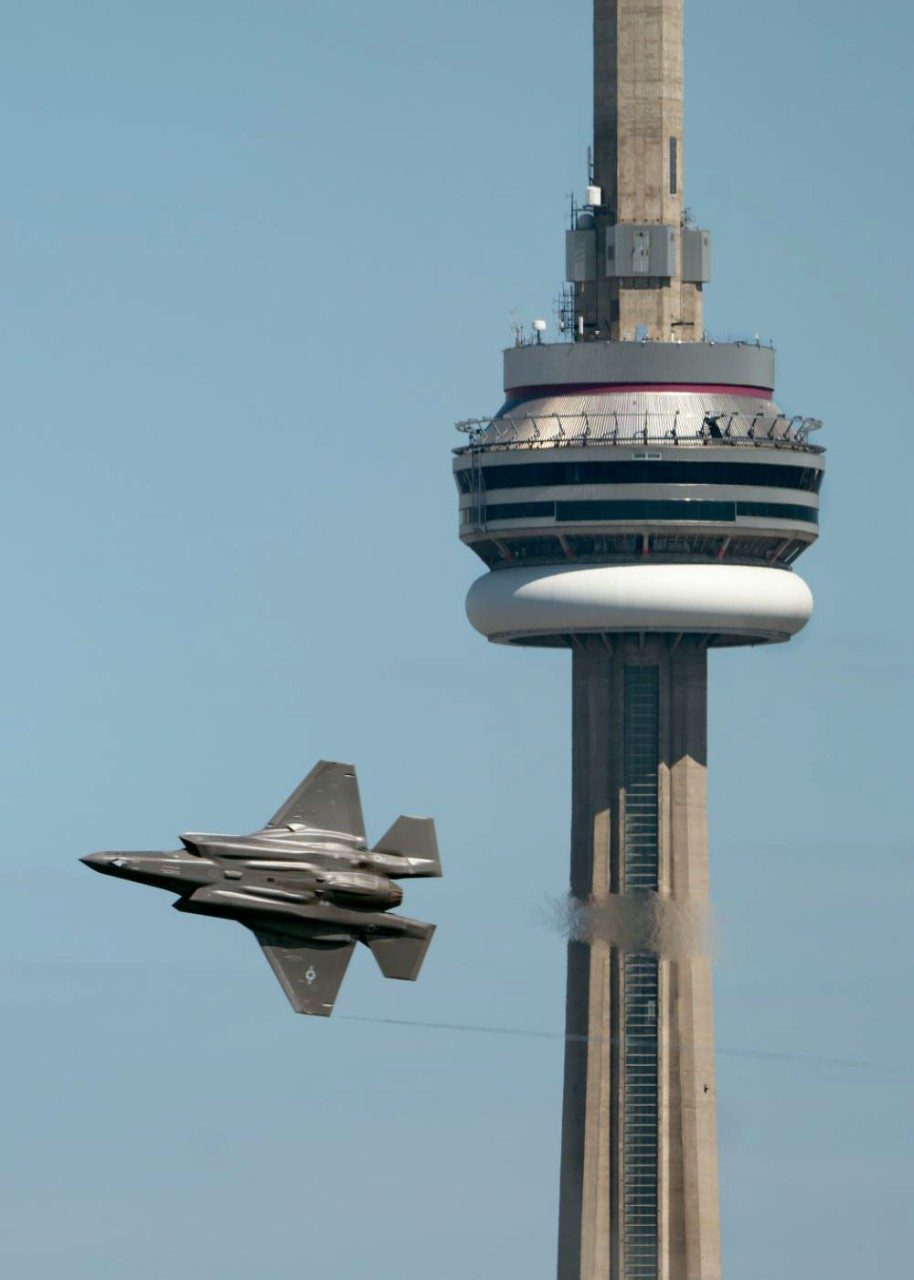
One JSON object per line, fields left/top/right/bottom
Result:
{"left": 372, "top": 817, "right": 441, "bottom": 878}
{"left": 366, "top": 924, "right": 435, "bottom": 981}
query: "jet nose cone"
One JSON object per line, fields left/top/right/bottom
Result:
{"left": 81, "top": 852, "right": 124, "bottom": 873}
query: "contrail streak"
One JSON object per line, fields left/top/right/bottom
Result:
{"left": 341, "top": 1015, "right": 911, "bottom": 1076}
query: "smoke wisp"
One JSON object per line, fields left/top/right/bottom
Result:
{"left": 550, "top": 892, "right": 712, "bottom": 960}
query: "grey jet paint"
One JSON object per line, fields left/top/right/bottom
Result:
{"left": 81, "top": 761, "right": 441, "bottom": 1016}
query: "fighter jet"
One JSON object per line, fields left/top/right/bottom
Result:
{"left": 81, "top": 760, "right": 441, "bottom": 1016}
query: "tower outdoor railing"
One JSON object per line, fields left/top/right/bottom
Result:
{"left": 455, "top": 413, "right": 823, "bottom": 453}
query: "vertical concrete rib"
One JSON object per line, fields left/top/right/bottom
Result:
{"left": 559, "top": 640, "right": 617, "bottom": 1279}
{"left": 558, "top": 637, "right": 721, "bottom": 1280}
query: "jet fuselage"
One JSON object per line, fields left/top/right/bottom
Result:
{"left": 81, "top": 761, "right": 441, "bottom": 1015}
{"left": 84, "top": 838, "right": 405, "bottom": 911}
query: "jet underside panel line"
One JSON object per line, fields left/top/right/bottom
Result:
{"left": 176, "top": 884, "right": 428, "bottom": 934}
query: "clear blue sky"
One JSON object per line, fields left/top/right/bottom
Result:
{"left": 2, "top": 1, "right": 911, "bottom": 1276}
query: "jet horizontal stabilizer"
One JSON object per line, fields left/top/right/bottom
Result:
{"left": 366, "top": 924, "right": 435, "bottom": 981}
{"left": 372, "top": 816, "right": 441, "bottom": 877}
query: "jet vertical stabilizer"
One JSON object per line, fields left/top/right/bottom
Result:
{"left": 372, "top": 816, "right": 442, "bottom": 877}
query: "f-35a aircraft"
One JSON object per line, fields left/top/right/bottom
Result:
{"left": 81, "top": 761, "right": 441, "bottom": 1016}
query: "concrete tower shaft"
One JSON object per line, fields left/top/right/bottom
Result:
{"left": 594, "top": 0, "right": 684, "bottom": 224}
{"left": 575, "top": 0, "right": 704, "bottom": 342}
{"left": 558, "top": 637, "right": 720, "bottom": 1280}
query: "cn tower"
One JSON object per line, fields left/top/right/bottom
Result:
{"left": 453, "top": 3, "right": 824, "bottom": 1278}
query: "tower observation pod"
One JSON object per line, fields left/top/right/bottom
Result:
{"left": 452, "top": 3, "right": 824, "bottom": 1279}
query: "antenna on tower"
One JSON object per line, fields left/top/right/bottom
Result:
{"left": 587, "top": 145, "right": 594, "bottom": 184}
{"left": 555, "top": 285, "right": 575, "bottom": 340}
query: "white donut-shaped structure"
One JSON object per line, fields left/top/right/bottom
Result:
{"left": 466, "top": 563, "right": 813, "bottom": 645}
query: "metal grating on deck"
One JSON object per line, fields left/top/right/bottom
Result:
{"left": 622, "top": 954, "right": 660, "bottom": 1280}
{"left": 622, "top": 665, "right": 660, "bottom": 1280}
{"left": 623, "top": 666, "right": 660, "bottom": 891}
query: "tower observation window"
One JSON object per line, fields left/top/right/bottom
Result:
{"left": 459, "top": 460, "right": 823, "bottom": 494}
{"left": 477, "top": 498, "right": 818, "bottom": 527}
{"left": 670, "top": 137, "right": 678, "bottom": 195}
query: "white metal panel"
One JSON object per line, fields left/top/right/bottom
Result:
{"left": 465, "top": 563, "right": 814, "bottom": 644}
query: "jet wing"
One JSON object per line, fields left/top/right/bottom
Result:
{"left": 265, "top": 761, "right": 366, "bottom": 841}
{"left": 252, "top": 928, "right": 356, "bottom": 1016}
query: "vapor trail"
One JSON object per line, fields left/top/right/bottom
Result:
{"left": 341, "top": 1015, "right": 912, "bottom": 1076}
